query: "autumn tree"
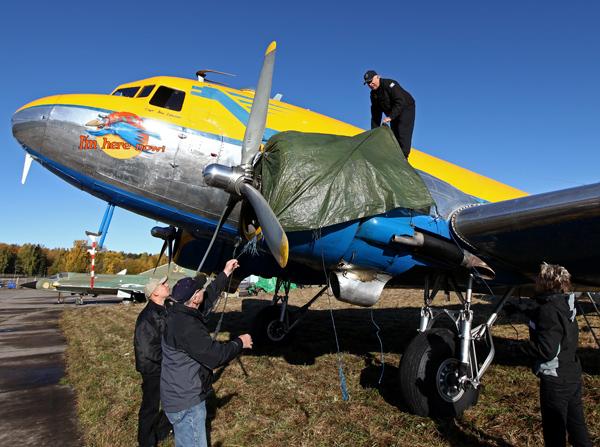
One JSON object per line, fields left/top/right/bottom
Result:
{"left": 0, "top": 244, "right": 17, "bottom": 274}
{"left": 16, "top": 244, "right": 47, "bottom": 276}
{"left": 47, "top": 248, "right": 68, "bottom": 275}
{"left": 64, "top": 240, "right": 89, "bottom": 273}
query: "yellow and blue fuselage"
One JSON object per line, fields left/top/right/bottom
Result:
{"left": 12, "top": 76, "right": 526, "bottom": 283}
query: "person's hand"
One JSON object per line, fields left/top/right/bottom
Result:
{"left": 238, "top": 333, "right": 253, "bottom": 349}
{"left": 223, "top": 259, "right": 240, "bottom": 276}
{"left": 382, "top": 117, "right": 391, "bottom": 123}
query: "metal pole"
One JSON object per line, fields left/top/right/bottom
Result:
{"left": 98, "top": 204, "right": 115, "bottom": 249}
{"left": 87, "top": 233, "right": 98, "bottom": 290}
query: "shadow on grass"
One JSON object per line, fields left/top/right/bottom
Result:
{"left": 206, "top": 366, "right": 237, "bottom": 447}
{"left": 359, "top": 356, "right": 514, "bottom": 446}
{"left": 433, "top": 418, "right": 514, "bottom": 447}
{"left": 208, "top": 299, "right": 598, "bottom": 374}
{"left": 202, "top": 298, "right": 598, "bottom": 446}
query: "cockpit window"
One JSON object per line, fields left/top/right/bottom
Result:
{"left": 149, "top": 86, "right": 185, "bottom": 111}
{"left": 112, "top": 86, "right": 140, "bottom": 97}
{"left": 137, "top": 85, "right": 155, "bottom": 98}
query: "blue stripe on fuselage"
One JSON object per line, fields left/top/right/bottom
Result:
{"left": 190, "top": 86, "right": 277, "bottom": 140}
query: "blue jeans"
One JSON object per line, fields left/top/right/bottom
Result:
{"left": 165, "top": 401, "right": 207, "bottom": 447}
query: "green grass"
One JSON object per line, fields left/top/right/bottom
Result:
{"left": 60, "top": 289, "right": 600, "bottom": 446}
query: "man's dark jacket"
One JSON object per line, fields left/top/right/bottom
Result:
{"left": 370, "top": 78, "right": 415, "bottom": 128}
{"left": 134, "top": 300, "right": 167, "bottom": 376}
{"left": 160, "top": 272, "right": 243, "bottom": 413}
{"left": 520, "top": 293, "right": 581, "bottom": 380}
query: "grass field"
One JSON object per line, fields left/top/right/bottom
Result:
{"left": 60, "top": 288, "right": 599, "bottom": 446}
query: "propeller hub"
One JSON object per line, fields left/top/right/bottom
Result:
{"left": 203, "top": 163, "right": 251, "bottom": 196}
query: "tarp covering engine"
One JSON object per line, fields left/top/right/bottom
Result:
{"left": 259, "top": 127, "right": 434, "bottom": 232}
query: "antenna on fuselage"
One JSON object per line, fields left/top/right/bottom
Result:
{"left": 195, "top": 69, "right": 236, "bottom": 85}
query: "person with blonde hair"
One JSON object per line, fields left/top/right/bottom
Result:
{"left": 520, "top": 263, "right": 591, "bottom": 447}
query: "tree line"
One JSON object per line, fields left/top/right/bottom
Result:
{"left": 0, "top": 241, "right": 160, "bottom": 276}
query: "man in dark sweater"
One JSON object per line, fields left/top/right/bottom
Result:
{"left": 161, "top": 259, "right": 252, "bottom": 447}
{"left": 134, "top": 276, "right": 172, "bottom": 447}
{"left": 364, "top": 70, "right": 415, "bottom": 158}
{"left": 519, "top": 264, "right": 591, "bottom": 447}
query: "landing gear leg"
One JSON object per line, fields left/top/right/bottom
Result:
{"left": 252, "top": 280, "right": 327, "bottom": 346}
{"left": 400, "top": 273, "right": 514, "bottom": 417}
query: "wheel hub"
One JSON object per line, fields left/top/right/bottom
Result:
{"left": 266, "top": 319, "right": 287, "bottom": 342}
{"left": 436, "top": 358, "right": 465, "bottom": 403}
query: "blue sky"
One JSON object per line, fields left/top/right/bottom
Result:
{"left": 1, "top": 1, "right": 599, "bottom": 253}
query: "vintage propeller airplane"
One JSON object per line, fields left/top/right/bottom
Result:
{"left": 12, "top": 41, "right": 600, "bottom": 417}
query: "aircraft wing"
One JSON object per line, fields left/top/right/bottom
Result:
{"left": 54, "top": 283, "right": 144, "bottom": 296}
{"left": 451, "top": 182, "right": 600, "bottom": 288}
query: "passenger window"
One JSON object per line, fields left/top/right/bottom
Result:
{"left": 149, "top": 86, "right": 185, "bottom": 111}
{"left": 137, "top": 85, "right": 155, "bottom": 98}
{"left": 112, "top": 86, "right": 140, "bottom": 97}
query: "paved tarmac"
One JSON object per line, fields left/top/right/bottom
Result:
{"left": 0, "top": 289, "right": 121, "bottom": 446}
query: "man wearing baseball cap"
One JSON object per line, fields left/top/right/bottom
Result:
{"left": 134, "top": 275, "right": 172, "bottom": 447}
{"left": 364, "top": 70, "right": 416, "bottom": 158}
{"left": 161, "top": 259, "right": 252, "bottom": 446}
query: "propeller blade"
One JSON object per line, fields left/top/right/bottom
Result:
{"left": 197, "top": 198, "right": 238, "bottom": 273}
{"left": 21, "top": 153, "right": 33, "bottom": 185}
{"left": 239, "top": 182, "right": 288, "bottom": 268}
{"left": 240, "top": 41, "right": 276, "bottom": 165}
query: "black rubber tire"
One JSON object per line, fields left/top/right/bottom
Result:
{"left": 251, "top": 305, "right": 294, "bottom": 347}
{"left": 399, "top": 328, "right": 479, "bottom": 417}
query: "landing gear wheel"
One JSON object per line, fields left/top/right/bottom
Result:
{"left": 399, "top": 328, "right": 479, "bottom": 417}
{"left": 252, "top": 305, "right": 293, "bottom": 347}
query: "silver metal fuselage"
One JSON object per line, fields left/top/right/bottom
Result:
{"left": 12, "top": 99, "right": 242, "bottom": 238}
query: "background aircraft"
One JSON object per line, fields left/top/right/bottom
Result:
{"left": 11, "top": 42, "right": 600, "bottom": 417}
{"left": 22, "top": 263, "right": 197, "bottom": 304}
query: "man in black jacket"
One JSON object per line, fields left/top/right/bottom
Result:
{"left": 161, "top": 259, "right": 252, "bottom": 447}
{"left": 364, "top": 70, "right": 415, "bottom": 158}
{"left": 134, "top": 275, "right": 172, "bottom": 447}
{"left": 519, "top": 264, "right": 591, "bottom": 447}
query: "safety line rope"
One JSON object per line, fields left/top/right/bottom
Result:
{"left": 322, "top": 250, "right": 349, "bottom": 401}
{"left": 370, "top": 308, "right": 385, "bottom": 385}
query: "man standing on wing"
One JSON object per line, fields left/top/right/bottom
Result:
{"left": 364, "top": 69, "right": 416, "bottom": 158}
{"left": 161, "top": 259, "right": 252, "bottom": 446}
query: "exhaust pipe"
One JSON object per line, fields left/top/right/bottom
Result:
{"left": 392, "top": 231, "right": 495, "bottom": 280}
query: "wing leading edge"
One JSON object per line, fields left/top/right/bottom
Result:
{"left": 451, "top": 182, "right": 600, "bottom": 288}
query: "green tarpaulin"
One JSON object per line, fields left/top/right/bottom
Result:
{"left": 259, "top": 127, "right": 434, "bottom": 232}
{"left": 247, "top": 277, "right": 297, "bottom": 294}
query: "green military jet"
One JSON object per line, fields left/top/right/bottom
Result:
{"left": 22, "top": 263, "right": 197, "bottom": 304}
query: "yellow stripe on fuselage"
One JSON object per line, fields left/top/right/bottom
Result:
{"left": 18, "top": 75, "right": 526, "bottom": 202}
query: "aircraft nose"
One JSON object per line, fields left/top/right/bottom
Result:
{"left": 12, "top": 105, "right": 52, "bottom": 154}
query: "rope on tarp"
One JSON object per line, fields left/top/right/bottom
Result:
{"left": 211, "top": 238, "right": 242, "bottom": 340}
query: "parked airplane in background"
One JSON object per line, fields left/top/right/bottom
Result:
{"left": 22, "top": 263, "right": 196, "bottom": 304}
{"left": 12, "top": 42, "right": 600, "bottom": 417}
